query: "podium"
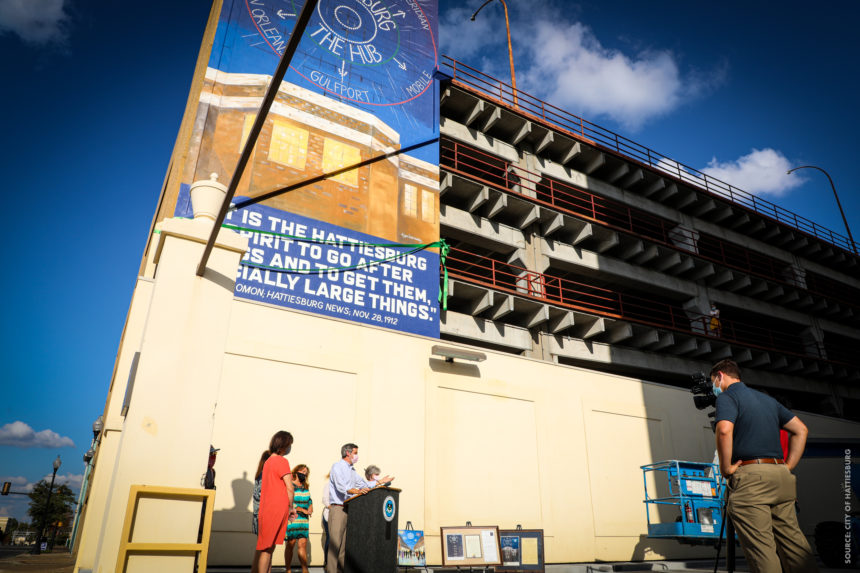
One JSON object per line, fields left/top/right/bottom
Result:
{"left": 344, "top": 486, "right": 400, "bottom": 573}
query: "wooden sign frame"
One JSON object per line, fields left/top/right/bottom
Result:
{"left": 439, "top": 525, "right": 502, "bottom": 567}
{"left": 496, "top": 528, "right": 545, "bottom": 572}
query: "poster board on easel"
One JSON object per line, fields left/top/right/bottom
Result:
{"left": 439, "top": 525, "right": 502, "bottom": 567}
{"left": 497, "top": 528, "right": 545, "bottom": 572}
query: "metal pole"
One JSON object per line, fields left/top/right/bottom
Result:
{"left": 787, "top": 165, "right": 857, "bottom": 255}
{"left": 471, "top": 0, "right": 517, "bottom": 107}
{"left": 197, "top": 0, "right": 319, "bottom": 277}
{"left": 33, "top": 464, "right": 58, "bottom": 555}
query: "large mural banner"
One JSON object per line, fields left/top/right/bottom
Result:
{"left": 172, "top": 0, "right": 440, "bottom": 337}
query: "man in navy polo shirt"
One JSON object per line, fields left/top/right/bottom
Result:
{"left": 712, "top": 359, "right": 818, "bottom": 573}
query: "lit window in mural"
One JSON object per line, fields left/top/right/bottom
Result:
{"left": 269, "top": 120, "right": 309, "bottom": 170}
{"left": 421, "top": 189, "right": 435, "bottom": 223}
{"left": 322, "top": 138, "right": 360, "bottom": 187}
{"left": 403, "top": 184, "right": 418, "bottom": 217}
{"left": 240, "top": 114, "right": 257, "bottom": 151}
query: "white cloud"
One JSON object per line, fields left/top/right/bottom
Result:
{"left": 440, "top": 5, "right": 501, "bottom": 62}
{"left": 701, "top": 148, "right": 804, "bottom": 197}
{"left": 0, "top": 421, "right": 75, "bottom": 448}
{"left": 0, "top": 0, "right": 70, "bottom": 45}
{"left": 519, "top": 19, "right": 714, "bottom": 131}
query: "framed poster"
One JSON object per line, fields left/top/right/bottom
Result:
{"left": 440, "top": 525, "right": 501, "bottom": 567}
{"left": 497, "top": 529, "right": 545, "bottom": 572}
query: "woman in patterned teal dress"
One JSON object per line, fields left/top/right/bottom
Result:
{"left": 285, "top": 464, "right": 313, "bottom": 573}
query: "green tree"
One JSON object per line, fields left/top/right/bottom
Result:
{"left": 27, "top": 481, "right": 75, "bottom": 539}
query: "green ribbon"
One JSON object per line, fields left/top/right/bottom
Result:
{"left": 438, "top": 238, "right": 450, "bottom": 311}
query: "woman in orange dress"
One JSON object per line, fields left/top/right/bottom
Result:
{"left": 252, "top": 431, "right": 296, "bottom": 573}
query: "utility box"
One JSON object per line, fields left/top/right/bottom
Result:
{"left": 642, "top": 460, "right": 726, "bottom": 543}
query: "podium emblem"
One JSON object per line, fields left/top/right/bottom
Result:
{"left": 382, "top": 494, "right": 396, "bottom": 522}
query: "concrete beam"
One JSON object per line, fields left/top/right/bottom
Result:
{"left": 674, "top": 191, "right": 699, "bottom": 210}
{"left": 725, "top": 275, "right": 752, "bottom": 292}
{"left": 466, "top": 186, "right": 490, "bottom": 213}
{"left": 691, "top": 199, "right": 717, "bottom": 217}
{"left": 605, "top": 323, "right": 634, "bottom": 343}
{"left": 619, "top": 168, "right": 644, "bottom": 189}
{"left": 670, "top": 338, "right": 699, "bottom": 355}
{"left": 465, "top": 289, "right": 494, "bottom": 316}
{"left": 535, "top": 131, "right": 554, "bottom": 154}
{"left": 673, "top": 257, "right": 696, "bottom": 275}
{"left": 606, "top": 163, "right": 629, "bottom": 184}
{"left": 489, "top": 295, "right": 515, "bottom": 320}
{"left": 486, "top": 192, "right": 508, "bottom": 220}
{"left": 631, "top": 244, "right": 660, "bottom": 265}
{"left": 688, "top": 263, "right": 716, "bottom": 281}
{"left": 526, "top": 305, "right": 551, "bottom": 328}
{"left": 690, "top": 340, "right": 712, "bottom": 357}
{"left": 512, "top": 121, "right": 532, "bottom": 145}
{"left": 651, "top": 332, "right": 676, "bottom": 351}
{"left": 617, "top": 239, "right": 644, "bottom": 261}
{"left": 734, "top": 349, "right": 753, "bottom": 364}
{"left": 517, "top": 205, "right": 541, "bottom": 229}
{"left": 507, "top": 250, "right": 527, "bottom": 269}
{"left": 559, "top": 140, "right": 582, "bottom": 165}
{"left": 574, "top": 316, "right": 606, "bottom": 339}
{"left": 441, "top": 311, "right": 532, "bottom": 351}
{"left": 548, "top": 311, "right": 575, "bottom": 334}
{"left": 631, "top": 329, "right": 660, "bottom": 348}
{"left": 571, "top": 222, "right": 595, "bottom": 246}
{"left": 747, "top": 352, "right": 771, "bottom": 368}
{"left": 482, "top": 107, "right": 502, "bottom": 132}
{"left": 582, "top": 152, "right": 605, "bottom": 174}
{"left": 595, "top": 231, "right": 620, "bottom": 253}
{"left": 441, "top": 205, "right": 525, "bottom": 250}
{"left": 653, "top": 251, "right": 682, "bottom": 272}
{"left": 641, "top": 177, "right": 666, "bottom": 197}
{"left": 464, "top": 99, "right": 485, "bottom": 126}
{"left": 710, "top": 270, "right": 735, "bottom": 287}
{"left": 440, "top": 171, "right": 452, "bottom": 195}
{"left": 541, "top": 212, "right": 565, "bottom": 237}
{"left": 654, "top": 182, "right": 679, "bottom": 202}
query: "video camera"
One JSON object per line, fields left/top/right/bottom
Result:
{"left": 690, "top": 371, "right": 715, "bottom": 410}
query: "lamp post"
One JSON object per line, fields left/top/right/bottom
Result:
{"left": 471, "top": 0, "right": 517, "bottom": 107}
{"left": 33, "top": 455, "right": 61, "bottom": 554}
{"left": 787, "top": 165, "right": 857, "bottom": 254}
{"left": 69, "top": 416, "right": 104, "bottom": 549}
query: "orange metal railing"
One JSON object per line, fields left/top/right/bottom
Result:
{"left": 441, "top": 138, "right": 860, "bottom": 312}
{"left": 445, "top": 246, "right": 858, "bottom": 369}
{"left": 441, "top": 56, "right": 859, "bottom": 257}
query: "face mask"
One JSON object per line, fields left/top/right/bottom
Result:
{"left": 352, "top": 454, "right": 359, "bottom": 464}
{"left": 297, "top": 473, "right": 306, "bottom": 483}
{"left": 712, "top": 378, "right": 722, "bottom": 397}
{"left": 284, "top": 446, "right": 292, "bottom": 456}
{"left": 371, "top": 474, "right": 380, "bottom": 482}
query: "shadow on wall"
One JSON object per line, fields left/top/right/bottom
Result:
{"left": 209, "top": 471, "right": 317, "bottom": 567}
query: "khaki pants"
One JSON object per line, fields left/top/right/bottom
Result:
{"left": 325, "top": 505, "right": 347, "bottom": 573}
{"left": 727, "top": 464, "right": 818, "bottom": 573}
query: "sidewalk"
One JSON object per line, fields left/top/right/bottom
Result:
{"left": 0, "top": 550, "right": 74, "bottom": 573}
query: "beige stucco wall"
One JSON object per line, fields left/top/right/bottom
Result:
{"left": 203, "top": 298, "right": 860, "bottom": 567}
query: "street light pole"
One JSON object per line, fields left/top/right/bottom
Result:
{"left": 33, "top": 455, "right": 61, "bottom": 555}
{"left": 471, "top": 0, "right": 517, "bottom": 107}
{"left": 787, "top": 165, "right": 858, "bottom": 255}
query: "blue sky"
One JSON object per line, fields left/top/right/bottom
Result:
{"left": 1, "top": 0, "right": 858, "bottom": 521}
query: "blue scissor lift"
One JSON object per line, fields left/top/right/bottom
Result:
{"left": 641, "top": 460, "right": 727, "bottom": 545}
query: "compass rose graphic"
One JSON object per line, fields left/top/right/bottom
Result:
{"left": 243, "top": 0, "right": 437, "bottom": 107}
